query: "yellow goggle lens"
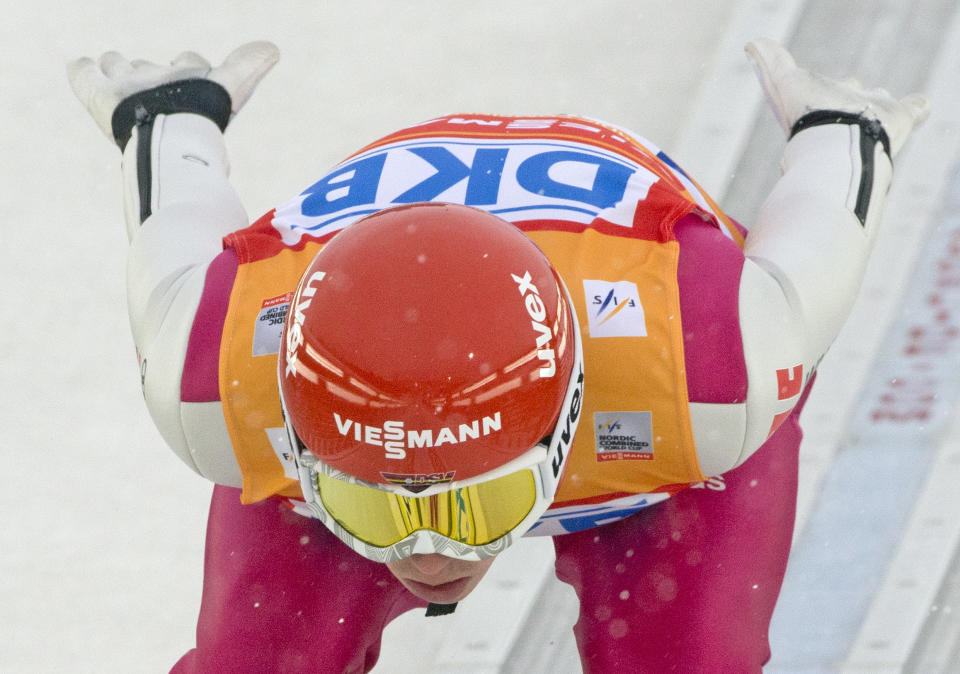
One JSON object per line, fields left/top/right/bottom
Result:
{"left": 316, "top": 469, "right": 538, "bottom": 547}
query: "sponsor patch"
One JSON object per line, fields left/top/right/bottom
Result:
{"left": 582, "top": 280, "right": 647, "bottom": 338}
{"left": 511, "top": 270, "right": 557, "bottom": 377}
{"left": 285, "top": 271, "right": 326, "bottom": 377}
{"left": 334, "top": 412, "right": 503, "bottom": 460}
{"left": 274, "top": 137, "right": 643, "bottom": 246}
{"left": 594, "top": 411, "right": 653, "bottom": 461}
{"left": 253, "top": 292, "right": 292, "bottom": 356}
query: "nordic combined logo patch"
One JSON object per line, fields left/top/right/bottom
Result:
{"left": 594, "top": 411, "right": 654, "bottom": 461}
{"left": 253, "top": 292, "right": 292, "bottom": 356}
{"left": 582, "top": 280, "right": 647, "bottom": 338}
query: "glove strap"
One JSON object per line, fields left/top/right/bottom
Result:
{"left": 790, "top": 110, "right": 891, "bottom": 227}
{"left": 790, "top": 110, "right": 891, "bottom": 157}
{"left": 111, "top": 79, "right": 232, "bottom": 150}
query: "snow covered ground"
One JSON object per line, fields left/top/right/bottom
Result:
{"left": 3, "top": 1, "right": 959, "bottom": 672}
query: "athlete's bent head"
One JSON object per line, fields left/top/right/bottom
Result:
{"left": 278, "top": 203, "right": 584, "bottom": 566}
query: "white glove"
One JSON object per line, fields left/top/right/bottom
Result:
{"left": 745, "top": 37, "right": 930, "bottom": 157}
{"left": 67, "top": 41, "right": 279, "bottom": 145}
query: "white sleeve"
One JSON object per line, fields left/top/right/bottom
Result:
{"left": 124, "top": 112, "right": 246, "bottom": 485}
{"left": 696, "top": 119, "right": 893, "bottom": 473}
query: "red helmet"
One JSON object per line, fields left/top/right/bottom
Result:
{"left": 278, "top": 203, "right": 584, "bottom": 560}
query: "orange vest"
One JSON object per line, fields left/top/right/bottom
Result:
{"left": 217, "top": 115, "right": 742, "bottom": 509}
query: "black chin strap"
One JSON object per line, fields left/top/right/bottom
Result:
{"left": 425, "top": 602, "right": 458, "bottom": 617}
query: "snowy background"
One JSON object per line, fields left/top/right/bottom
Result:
{"left": 3, "top": 1, "right": 960, "bottom": 672}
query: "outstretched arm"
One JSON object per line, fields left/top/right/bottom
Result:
{"left": 727, "top": 39, "right": 929, "bottom": 467}
{"left": 68, "top": 43, "right": 279, "bottom": 482}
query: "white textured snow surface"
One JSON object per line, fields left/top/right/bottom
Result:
{"left": 4, "top": 1, "right": 960, "bottom": 672}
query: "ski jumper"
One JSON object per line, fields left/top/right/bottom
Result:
{"left": 162, "top": 114, "right": 810, "bottom": 672}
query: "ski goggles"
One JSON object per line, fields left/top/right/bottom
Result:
{"left": 296, "top": 441, "right": 555, "bottom": 562}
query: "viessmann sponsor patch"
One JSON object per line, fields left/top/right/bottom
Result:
{"left": 594, "top": 411, "right": 654, "bottom": 461}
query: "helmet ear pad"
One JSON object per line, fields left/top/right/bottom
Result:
{"left": 278, "top": 202, "right": 581, "bottom": 487}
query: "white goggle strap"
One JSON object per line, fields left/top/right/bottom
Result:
{"left": 276, "top": 357, "right": 325, "bottom": 512}
{"left": 537, "top": 275, "right": 585, "bottom": 497}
